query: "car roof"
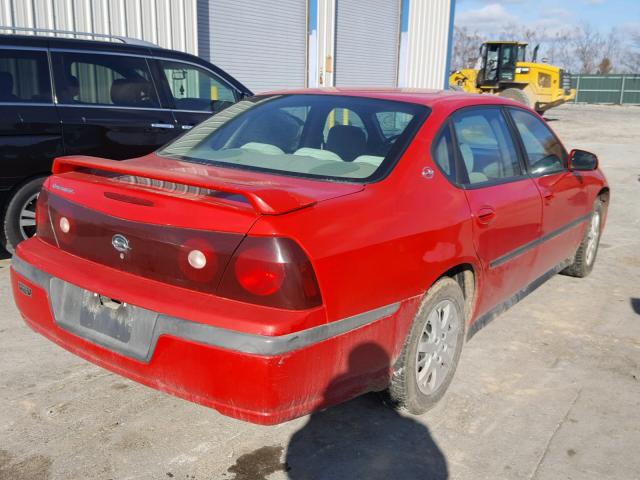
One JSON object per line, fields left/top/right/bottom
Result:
{"left": 0, "top": 33, "right": 253, "bottom": 95}
{"left": 258, "top": 87, "right": 523, "bottom": 110}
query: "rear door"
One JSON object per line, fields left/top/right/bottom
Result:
{"left": 50, "top": 50, "right": 177, "bottom": 159}
{"left": 449, "top": 107, "right": 543, "bottom": 316}
{"left": 0, "top": 45, "right": 62, "bottom": 178}
{"left": 507, "top": 107, "right": 588, "bottom": 272}
{"left": 0, "top": 45, "right": 63, "bottom": 238}
{"left": 150, "top": 57, "right": 241, "bottom": 132}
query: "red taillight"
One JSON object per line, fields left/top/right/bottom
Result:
{"left": 235, "top": 245, "right": 285, "bottom": 296}
{"left": 220, "top": 237, "right": 322, "bottom": 309}
{"left": 35, "top": 189, "right": 55, "bottom": 243}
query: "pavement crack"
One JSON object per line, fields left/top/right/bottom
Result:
{"left": 529, "top": 388, "right": 582, "bottom": 480}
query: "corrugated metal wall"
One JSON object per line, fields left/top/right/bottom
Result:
{"left": 334, "top": 0, "right": 400, "bottom": 87}
{"left": 402, "top": 0, "right": 453, "bottom": 89}
{"left": 0, "top": 0, "right": 198, "bottom": 55}
{"left": 198, "top": 0, "right": 307, "bottom": 93}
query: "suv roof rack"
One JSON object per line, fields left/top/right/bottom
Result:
{"left": 0, "top": 25, "right": 158, "bottom": 48}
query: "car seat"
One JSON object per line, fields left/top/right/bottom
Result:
{"left": 325, "top": 125, "right": 367, "bottom": 162}
{"left": 459, "top": 144, "right": 488, "bottom": 184}
{"left": 0, "top": 72, "right": 18, "bottom": 101}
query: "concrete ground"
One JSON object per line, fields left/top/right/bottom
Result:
{"left": 1, "top": 104, "right": 639, "bottom": 480}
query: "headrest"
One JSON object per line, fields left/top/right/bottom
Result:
{"left": 110, "top": 78, "right": 153, "bottom": 106}
{"left": 325, "top": 125, "right": 367, "bottom": 162}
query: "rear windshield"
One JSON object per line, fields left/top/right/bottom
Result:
{"left": 158, "top": 94, "right": 430, "bottom": 182}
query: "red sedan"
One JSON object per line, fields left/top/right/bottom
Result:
{"left": 11, "top": 89, "right": 608, "bottom": 424}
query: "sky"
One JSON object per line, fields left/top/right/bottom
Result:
{"left": 454, "top": 0, "right": 640, "bottom": 38}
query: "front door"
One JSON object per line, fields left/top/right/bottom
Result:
{"left": 151, "top": 58, "right": 240, "bottom": 132}
{"left": 450, "top": 107, "right": 543, "bottom": 316}
{"left": 507, "top": 107, "right": 589, "bottom": 274}
{"left": 50, "top": 50, "right": 177, "bottom": 160}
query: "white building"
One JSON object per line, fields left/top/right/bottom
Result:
{"left": 0, "top": 0, "right": 455, "bottom": 93}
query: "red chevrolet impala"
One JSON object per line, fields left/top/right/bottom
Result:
{"left": 11, "top": 89, "right": 608, "bottom": 424}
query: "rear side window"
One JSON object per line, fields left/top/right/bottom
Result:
{"left": 159, "top": 60, "right": 237, "bottom": 113}
{"left": 452, "top": 108, "right": 521, "bottom": 185}
{"left": 0, "top": 49, "right": 52, "bottom": 103}
{"left": 508, "top": 108, "right": 566, "bottom": 176}
{"left": 52, "top": 52, "right": 160, "bottom": 108}
{"left": 432, "top": 126, "right": 457, "bottom": 182}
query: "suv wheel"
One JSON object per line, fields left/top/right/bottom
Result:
{"left": 389, "top": 277, "right": 466, "bottom": 414}
{"left": 3, "top": 177, "right": 45, "bottom": 254}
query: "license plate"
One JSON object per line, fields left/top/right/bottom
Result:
{"left": 49, "top": 278, "right": 159, "bottom": 361}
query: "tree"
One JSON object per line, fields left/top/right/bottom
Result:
{"left": 597, "top": 57, "right": 612, "bottom": 74}
{"left": 451, "top": 26, "right": 483, "bottom": 71}
{"left": 572, "top": 24, "right": 605, "bottom": 74}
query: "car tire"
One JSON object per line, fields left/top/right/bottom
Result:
{"left": 389, "top": 277, "right": 466, "bottom": 414}
{"left": 2, "top": 177, "right": 45, "bottom": 254}
{"left": 499, "top": 88, "right": 530, "bottom": 108}
{"left": 561, "top": 198, "right": 604, "bottom": 278}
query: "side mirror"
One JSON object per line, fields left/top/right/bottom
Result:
{"left": 568, "top": 149, "right": 598, "bottom": 171}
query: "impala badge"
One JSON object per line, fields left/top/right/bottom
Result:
{"left": 112, "top": 234, "right": 131, "bottom": 254}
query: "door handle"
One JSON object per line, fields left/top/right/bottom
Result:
{"left": 181, "top": 124, "right": 194, "bottom": 130}
{"left": 476, "top": 207, "right": 496, "bottom": 225}
{"left": 542, "top": 188, "right": 554, "bottom": 200}
{"left": 150, "top": 123, "right": 175, "bottom": 129}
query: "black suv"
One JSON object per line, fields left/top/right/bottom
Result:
{"left": 0, "top": 33, "right": 252, "bottom": 252}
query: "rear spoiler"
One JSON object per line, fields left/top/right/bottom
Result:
{"left": 52, "top": 156, "right": 317, "bottom": 215}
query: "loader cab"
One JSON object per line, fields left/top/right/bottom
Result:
{"left": 478, "top": 42, "right": 527, "bottom": 87}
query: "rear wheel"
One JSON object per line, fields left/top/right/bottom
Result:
{"left": 2, "top": 177, "right": 45, "bottom": 254}
{"left": 389, "top": 277, "right": 466, "bottom": 414}
{"left": 499, "top": 88, "right": 530, "bottom": 108}
{"left": 562, "top": 198, "right": 604, "bottom": 278}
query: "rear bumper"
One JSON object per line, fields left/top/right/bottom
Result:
{"left": 11, "top": 240, "right": 418, "bottom": 424}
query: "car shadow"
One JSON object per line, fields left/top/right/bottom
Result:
{"left": 285, "top": 343, "right": 449, "bottom": 480}
{"left": 631, "top": 298, "right": 640, "bottom": 315}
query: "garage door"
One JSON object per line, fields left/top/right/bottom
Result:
{"left": 334, "top": 0, "right": 400, "bottom": 87}
{"left": 199, "top": 0, "right": 307, "bottom": 93}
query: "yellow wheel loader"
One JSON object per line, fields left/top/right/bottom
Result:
{"left": 449, "top": 41, "right": 575, "bottom": 114}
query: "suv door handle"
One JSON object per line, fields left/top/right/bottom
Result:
{"left": 150, "top": 123, "right": 175, "bottom": 129}
{"left": 476, "top": 207, "right": 496, "bottom": 224}
{"left": 181, "top": 124, "right": 194, "bottom": 130}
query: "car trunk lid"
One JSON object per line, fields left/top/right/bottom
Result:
{"left": 38, "top": 154, "right": 363, "bottom": 295}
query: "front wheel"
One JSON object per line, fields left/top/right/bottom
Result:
{"left": 2, "top": 177, "right": 45, "bottom": 254}
{"left": 561, "top": 198, "right": 604, "bottom": 278}
{"left": 389, "top": 277, "right": 466, "bottom": 414}
{"left": 499, "top": 88, "right": 531, "bottom": 108}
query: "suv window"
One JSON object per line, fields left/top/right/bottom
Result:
{"left": 452, "top": 108, "right": 521, "bottom": 185}
{"left": 52, "top": 52, "right": 160, "bottom": 108}
{"left": 508, "top": 108, "right": 566, "bottom": 176}
{"left": 159, "top": 60, "right": 237, "bottom": 113}
{"left": 0, "top": 50, "right": 52, "bottom": 103}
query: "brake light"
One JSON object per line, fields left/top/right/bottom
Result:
{"left": 35, "top": 189, "right": 55, "bottom": 243}
{"left": 219, "top": 237, "right": 322, "bottom": 309}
